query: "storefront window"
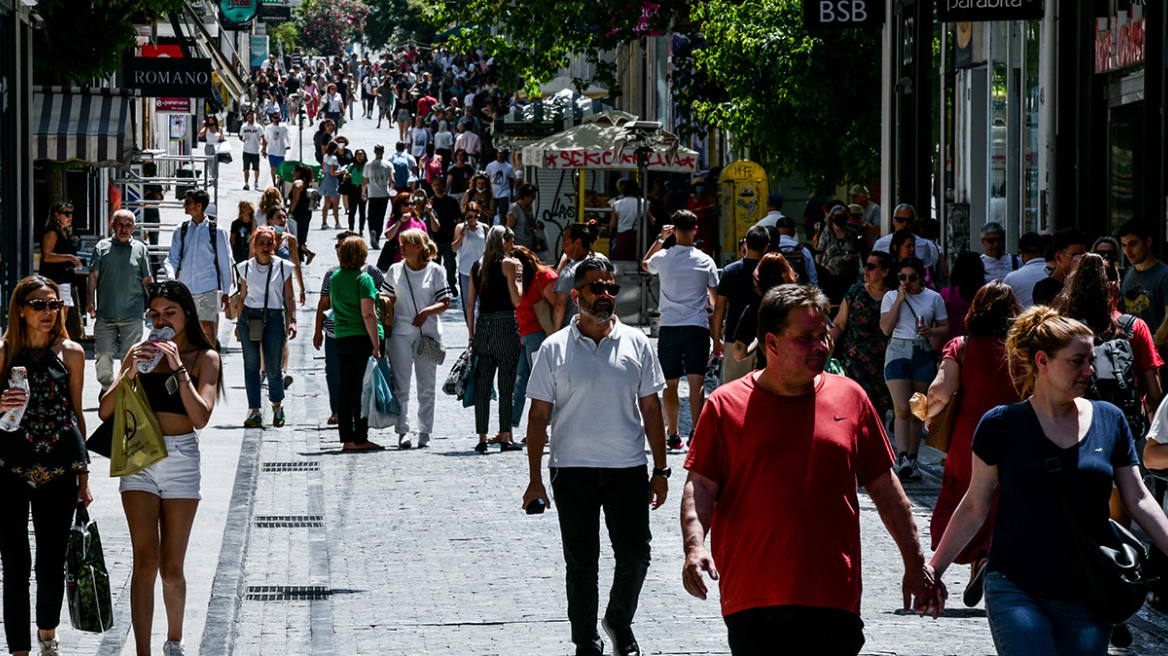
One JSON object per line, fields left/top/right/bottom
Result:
{"left": 1022, "top": 20, "right": 1041, "bottom": 234}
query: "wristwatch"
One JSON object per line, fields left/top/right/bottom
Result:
{"left": 652, "top": 467, "right": 671, "bottom": 479}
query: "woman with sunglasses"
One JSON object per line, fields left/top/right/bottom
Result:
{"left": 830, "top": 250, "right": 896, "bottom": 421}
{"left": 468, "top": 225, "right": 524, "bottom": 453}
{"left": 101, "top": 279, "right": 222, "bottom": 656}
{"left": 0, "top": 276, "right": 89, "bottom": 656}
{"left": 1092, "top": 236, "right": 1123, "bottom": 284}
{"left": 236, "top": 227, "right": 298, "bottom": 428}
{"left": 382, "top": 192, "right": 432, "bottom": 267}
{"left": 39, "top": 201, "right": 83, "bottom": 340}
{"left": 346, "top": 149, "right": 369, "bottom": 234}
{"left": 880, "top": 255, "right": 949, "bottom": 480}
{"left": 197, "top": 115, "right": 223, "bottom": 181}
{"left": 454, "top": 202, "right": 488, "bottom": 315}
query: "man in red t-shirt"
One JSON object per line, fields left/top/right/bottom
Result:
{"left": 680, "top": 285, "right": 937, "bottom": 656}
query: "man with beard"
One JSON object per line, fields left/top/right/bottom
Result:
{"left": 523, "top": 257, "right": 669, "bottom": 656}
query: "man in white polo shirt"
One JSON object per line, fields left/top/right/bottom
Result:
{"left": 523, "top": 257, "right": 669, "bottom": 656}
{"left": 1001, "top": 231, "right": 1049, "bottom": 309}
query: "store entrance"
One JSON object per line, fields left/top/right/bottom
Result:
{"left": 1108, "top": 103, "right": 1144, "bottom": 238}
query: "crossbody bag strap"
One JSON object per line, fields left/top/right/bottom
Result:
{"left": 402, "top": 264, "right": 424, "bottom": 334}
{"left": 1019, "top": 399, "right": 1085, "bottom": 533}
{"left": 261, "top": 259, "right": 273, "bottom": 324}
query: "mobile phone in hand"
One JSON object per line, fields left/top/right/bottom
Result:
{"left": 526, "top": 499, "right": 546, "bottom": 515}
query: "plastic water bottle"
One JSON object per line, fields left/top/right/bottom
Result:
{"left": 0, "top": 367, "right": 29, "bottom": 432}
{"left": 137, "top": 326, "right": 175, "bottom": 374}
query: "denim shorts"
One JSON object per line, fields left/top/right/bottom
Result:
{"left": 984, "top": 570, "right": 1111, "bottom": 656}
{"left": 883, "top": 337, "right": 936, "bottom": 382}
{"left": 657, "top": 325, "right": 711, "bottom": 380}
{"left": 118, "top": 432, "right": 202, "bottom": 500}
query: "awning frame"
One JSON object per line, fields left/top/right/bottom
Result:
{"left": 33, "top": 86, "right": 140, "bottom": 168}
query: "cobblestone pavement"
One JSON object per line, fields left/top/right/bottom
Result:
{"left": 13, "top": 109, "right": 1168, "bottom": 655}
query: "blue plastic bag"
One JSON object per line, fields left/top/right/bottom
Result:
{"left": 361, "top": 357, "right": 400, "bottom": 427}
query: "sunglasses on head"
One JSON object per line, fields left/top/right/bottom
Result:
{"left": 24, "top": 299, "right": 64, "bottom": 312}
{"left": 576, "top": 281, "right": 621, "bottom": 296}
{"left": 147, "top": 280, "right": 185, "bottom": 298}
{"left": 898, "top": 273, "right": 920, "bottom": 282}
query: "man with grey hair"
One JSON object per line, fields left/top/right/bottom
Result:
{"left": 872, "top": 203, "right": 944, "bottom": 281}
{"left": 681, "top": 284, "right": 935, "bottom": 655}
{"left": 524, "top": 256, "right": 669, "bottom": 656}
{"left": 980, "top": 221, "right": 1020, "bottom": 283}
{"left": 88, "top": 209, "right": 153, "bottom": 394}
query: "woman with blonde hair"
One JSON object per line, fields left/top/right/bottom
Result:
{"left": 929, "top": 305, "right": 1168, "bottom": 655}
{"left": 385, "top": 229, "right": 451, "bottom": 449}
{"left": 256, "top": 187, "right": 283, "bottom": 226}
{"left": 468, "top": 225, "right": 523, "bottom": 452}
{"left": 0, "top": 276, "right": 89, "bottom": 656}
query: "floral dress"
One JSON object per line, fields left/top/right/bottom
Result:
{"left": 0, "top": 347, "right": 87, "bottom": 487}
{"left": 838, "top": 282, "right": 892, "bottom": 419}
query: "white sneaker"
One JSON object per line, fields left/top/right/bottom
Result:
{"left": 163, "top": 642, "right": 186, "bottom": 656}
{"left": 907, "top": 456, "right": 922, "bottom": 479}
{"left": 417, "top": 433, "right": 430, "bottom": 448}
{"left": 38, "top": 637, "right": 60, "bottom": 656}
{"left": 398, "top": 434, "right": 412, "bottom": 449}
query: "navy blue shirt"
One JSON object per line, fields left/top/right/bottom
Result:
{"left": 973, "top": 401, "right": 1138, "bottom": 600}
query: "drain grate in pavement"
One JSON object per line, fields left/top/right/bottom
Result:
{"left": 254, "top": 515, "right": 325, "bottom": 528}
{"left": 245, "top": 585, "right": 332, "bottom": 601}
{"left": 261, "top": 461, "right": 320, "bottom": 472}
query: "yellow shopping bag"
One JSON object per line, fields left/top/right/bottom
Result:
{"left": 109, "top": 377, "right": 167, "bottom": 477}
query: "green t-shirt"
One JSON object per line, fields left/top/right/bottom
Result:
{"left": 330, "top": 268, "right": 382, "bottom": 340}
{"left": 90, "top": 237, "right": 152, "bottom": 319}
{"left": 348, "top": 162, "right": 364, "bottom": 185}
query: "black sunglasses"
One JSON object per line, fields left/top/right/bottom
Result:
{"left": 898, "top": 273, "right": 920, "bottom": 283}
{"left": 576, "top": 281, "right": 621, "bottom": 296}
{"left": 25, "top": 299, "right": 64, "bottom": 312}
{"left": 57, "top": 210, "right": 73, "bottom": 217}
{"left": 864, "top": 262, "right": 882, "bottom": 271}
{"left": 983, "top": 237, "right": 1003, "bottom": 245}
{"left": 147, "top": 280, "right": 185, "bottom": 298}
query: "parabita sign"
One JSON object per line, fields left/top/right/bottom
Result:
{"left": 937, "top": 0, "right": 1044, "bottom": 22}
{"left": 124, "top": 57, "right": 214, "bottom": 98}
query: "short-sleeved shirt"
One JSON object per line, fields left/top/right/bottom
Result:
{"left": 880, "top": 288, "right": 947, "bottom": 340}
{"left": 517, "top": 269, "right": 558, "bottom": 337}
{"left": 266, "top": 125, "right": 290, "bottom": 157}
{"left": 430, "top": 195, "right": 461, "bottom": 244}
{"left": 553, "top": 254, "right": 610, "bottom": 327}
{"left": 229, "top": 219, "right": 254, "bottom": 263}
{"left": 716, "top": 257, "right": 760, "bottom": 343}
{"left": 508, "top": 202, "right": 536, "bottom": 249}
{"left": 1002, "top": 258, "right": 1049, "bottom": 309}
{"left": 484, "top": 160, "right": 514, "bottom": 199}
{"left": 235, "top": 257, "right": 293, "bottom": 310}
{"left": 1122, "top": 261, "right": 1168, "bottom": 334}
{"left": 973, "top": 402, "right": 1138, "bottom": 600}
{"left": 611, "top": 197, "right": 643, "bottom": 233}
{"left": 320, "top": 265, "right": 386, "bottom": 338}
{"left": 364, "top": 159, "right": 393, "bottom": 198}
{"left": 329, "top": 269, "right": 382, "bottom": 340}
{"left": 526, "top": 317, "right": 666, "bottom": 468}
{"left": 982, "top": 253, "right": 1020, "bottom": 284}
{"left": 385, "top": 261, "right": 450, "bottom": 338}
{"left": 684, "top": 373, "right": 894, "bottom": 616}
{"left": 240, "top": 124, "right": 265, "bottom": 154}
{"left": 1031, "top": 276, "right": 1063, "bottom": 307}
{"left": 646, "top": 245, "right": 720, "bottom": 328}
{"left": 90, "top": 237, "right": 151, "bottom": 319}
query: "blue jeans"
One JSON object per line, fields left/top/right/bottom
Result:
{"left": 984, "top": 571, "right": 1112, "bottom": 656}
{"left": 512, "top": 330, "right": 547, "bottom": 427}
{"left": 325, "top": 334, "right": 339, "bottom": 414}
{"left": 238, "top": 308, "right": 286, "bottom": 409}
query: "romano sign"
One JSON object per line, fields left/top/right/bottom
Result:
{"left": 124, "top": 57, "right": 213, "bottom": 97}
{"left": 937, "top": 0, "right": 1043, "bottom": 22}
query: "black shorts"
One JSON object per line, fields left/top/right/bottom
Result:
{"left": 724, "top": 605, "right": 864, "bottom": 656}
{"left": 657, "top": 325, "right": 710, "bottom": 380}
{"left": 242, "top": 152, "right": 260, "bottom": 171}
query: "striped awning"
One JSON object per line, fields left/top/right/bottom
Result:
{"left": 33, "top": 86, "right": 137, "bottom": 168}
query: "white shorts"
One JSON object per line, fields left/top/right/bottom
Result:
{"left": 191, "top": 290, "right": 221, "bottom": 322}
{"left": 119, "top": 432, "right": 202, "bottom": 500}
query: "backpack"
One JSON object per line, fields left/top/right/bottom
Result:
{"left": 175, "top": 220, "right": 222, "bottom": 290}
{"left": 390, "top": 152, "right": 411, "bottom": 188}
{"left": 1087, "top": 314, "right": 1149, "bottom": 439}
{"left": 779, "top": 243, "right": 810, "bottom": 285}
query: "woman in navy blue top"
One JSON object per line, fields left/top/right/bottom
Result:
{"left": 928, "top": 305, "right": 1168, "bottom": 655}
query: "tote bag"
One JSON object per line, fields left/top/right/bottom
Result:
{"left": 110, "top": 377, "right": 168, "bottom": 477}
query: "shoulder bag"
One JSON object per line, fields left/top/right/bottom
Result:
{"left": 225, "top": 262, "right": 246, "bottom": 321}
{"left": 924, "top": 336, "right": 968, "bottom": 453}
{"left": 404, "top": 265, "right": 446, "bottom": 365}
{"left": 247, "top": 261, "right": 274, "bottom": 342}
{"left": 1020, "top": 400, "right": 1154, "bottom": 625}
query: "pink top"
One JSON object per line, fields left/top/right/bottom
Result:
{"left": 940, "top": 286, "right": 973, "bottom": 338}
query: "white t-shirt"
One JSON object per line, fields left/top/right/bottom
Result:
{"left": 526, "top": 317, "right": 666, "bottom": 468}
{"left": 1147, "top": 400, "right": 1168, "bottom": 444}
{"left": 645, "top": 245, "right": 720, "bottom": 328}
{"left": 484, "top": 160, "right": 514, "bottom": 199}
{"left": 456, "top": 224, "right": 487, "bottom": 275}
{"left": 385, "top": 261, "right": 451, "bottom": 338}
{"left": 880, "top": 287, "right": 947, "bottom": 340}
{"left": 611, "top": 196, "right": 643, "bottom": 233}
{"left": 265, "top": 125, "right": 290, "bottom": 157}
{"left": 434, "top": 130, "right": 454, "bottom": 150}
{"left": 236, "top": 258, "right": 292, "bottom": 310}
{"left": 239, "top": 124, "right": 264, "bottom": 155}
{"left": 326, "top": 92, "right": 344, "bottom": 112}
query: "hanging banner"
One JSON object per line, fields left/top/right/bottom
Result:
{"left": 937, "top": 0, "right": 1044, "bottom": 23}
{"left": 250, "top": 36, "right": 269, "bottom": 69}
{"left": 803, "top": 0, "right": 885, "bottom": 28}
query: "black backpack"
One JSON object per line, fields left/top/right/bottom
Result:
{"left": 779, "top": 243, "right": 810, "bottom": 285}
{"left": 1087, "top": 314, "right": 1149, "bottom": 439}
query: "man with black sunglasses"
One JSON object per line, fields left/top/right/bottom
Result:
{"left": 524, "top": 257, "right": 668, "bottom": 656}
{"left": 979, "top": 221, "right": 1020, "bottom": 284}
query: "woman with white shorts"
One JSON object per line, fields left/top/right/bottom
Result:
{"left": 98, "top": 280, "right": 222, "bottom": 656}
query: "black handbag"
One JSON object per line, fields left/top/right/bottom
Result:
{"left": 1021, "top": 400, "right": 1155, "bottom": 625}
{"left": 65, "top": 501, "right": 114, "bottom": 632}
{"left": 86, "top": 420, "right": 113, "bottom": 459}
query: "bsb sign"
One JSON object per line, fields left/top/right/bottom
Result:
{"left": 937, "top": 0, "right": 1044, "bottom": 22}
{"left": 804, "top": 0, "right": 884, "bottom": 28}
{"left": 124, "top": 57, "right": 213, "bottom": 98}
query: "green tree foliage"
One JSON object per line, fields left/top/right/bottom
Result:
{"left": 270, "top": 22, "right": 299, "bottom": 52}
{"left": 692, "top": 0, "right": 881, "bottom": 192}
{"left": 32, "top": 0, "right": 185, "bottom": 85}
{"left": 365, "top": 0, "right": 435, "bottom": 51}
{"left": 301, "top": 0, "right": 371, "bottom": 57}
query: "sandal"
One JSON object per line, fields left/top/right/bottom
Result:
{"left": 963, "top": 558, "right": 987, "bottom": 607}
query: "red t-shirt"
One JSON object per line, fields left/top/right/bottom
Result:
{"left": 684, "top": 373, "right": 894, "bottom": 617}
{"left": 516, "top": 268, "right": 558, "bottom": 337}
{"left": 1115, "top": 311, "right": 1164, "bottom": 374}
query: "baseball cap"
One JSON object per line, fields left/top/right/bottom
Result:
{"left": 849, "top": 184, "right": 869, "bottom": 196}
{"left": 205, "top": 203, "right": 218, "bottom": 218}
{"left": 847, "top": 203, "right": 864, "bottom": 216}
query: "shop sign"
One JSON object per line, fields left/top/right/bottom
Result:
{"left": 937, "top": 0, "right": 1043, "bottom": 22}
{"left": 1096, "top": 7, "right": 1145, "bottom": 74}
{"left": 803, "top": 0, "right": 884, "bottom": 27}
{"left": 260, "top": 5, "right": 291, "bottom": 21}
{"left": 124, "top": 57, "right": 213, "bottom": 97}
{"left": 155, "top": 97, "right": 191, "bottom": 113}
{"left": 540, "top": 149, "right": 697, "bottom": 172}
{"left": 220, "top": 0, "right": 260, "bottom": 25}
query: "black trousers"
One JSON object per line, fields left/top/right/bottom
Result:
{"left": 346, "top": 188, "right": 366, "bottom": 233}
{"left": 436, "top": 242, "right": 458, "bottom": 296}
{"left": 335, "top": 335, "right": 373, "bottom": 444}
{"left": 367, "top": 197, "right": 390, "bottom": 247}
{"left": 550, "top": 466, "right": 651, "bottom": 654}
{"left": 723, "top": 605, "right": 865, "bottom": 656}
{"left": 0, "top": 471, "right": 79, "bottom": 653}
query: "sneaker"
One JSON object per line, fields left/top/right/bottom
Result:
{"left": 162, "top": 642, "right": 186, "bottom": 656}
{"left": 896, "top": 454, "right": 911, "bottom": 479}
{"left": 417, "top": 433, "right": 430, "bottom": 448}
{"left": 244, "top": 410, "right": 262, "bottom": 427}
{"left": 243, "top": 183, "right": 250, "bottom": 191}
{"left": 398, "top": 434, "right": 412, "bottom": 449}
{"left": 473, "top": 441, "right": 488, "bottom": 454}
{"left": 38, "top": 637, "right": 61, "bottom": 656}
{"left": 666, "top": 433, "right": 687, "bottom": 453}
{"left": 907, "top": 456, "right": 922, "bottom": 479}
{"left": 601, "top": 617, "right": 640, "bottom": 656}
{"left": 272, "top": 406, "right": 285, "bottom": 427}
{"left": 283, "top": 374, "right": 294, "bottom": 389}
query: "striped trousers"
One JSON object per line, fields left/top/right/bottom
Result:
{"left": 472, "top": 311, "right": 521, "bottom": 434}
